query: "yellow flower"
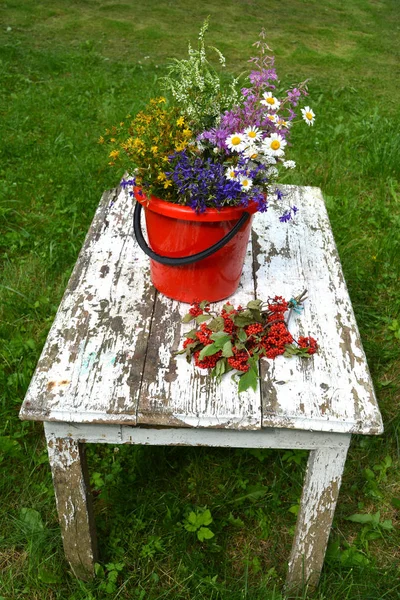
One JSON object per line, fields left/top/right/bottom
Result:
{"left": 182, "top": 128, "right": 192, "bottom": 138}
{"left": 110, "top": 137, "right": 116, "bottom": 143}
{"left": 176, "top": 116, "right": 185, "bottom": 127}
{"left": 109, "top": 150, "right": 120, "bottom": 159}
{"left": 98, "top": 136, "right": 105, "bottom": 144}
{"left": 151, "top": 145, "right": 158, "bottom": 155}
{"left": 163, "top": 179, "right": 172, "bottom": 188}
{"left": 175, "top": 142, "right": 187, "bottom": 152}
{"left": 157, "top": 172, "right": 167, "bottom": 182}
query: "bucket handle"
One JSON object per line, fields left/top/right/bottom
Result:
{"left": 133, "top": 202, "right": 250, "bottom": 266}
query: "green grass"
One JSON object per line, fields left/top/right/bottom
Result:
{"left": 1, "top": 0, "right": 400, "bottom": 598}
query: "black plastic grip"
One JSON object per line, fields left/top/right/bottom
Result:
{"left": 133, "top": 201, "right": 250, "bottom": 266}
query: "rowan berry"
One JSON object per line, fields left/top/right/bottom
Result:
{"left": 194, "top": 350, "right": 222, "bottom": 369}
{"left": 196, "top": 323, "right": 213, "bottom": 345}
{"left": 245, "top": 323, "right": 264, "bottom": 336}
{"left": 298, "top": 336, "right": 318, "bottom": 355}
{"left": 183, "top": 338, "right": 196, "bottom": 349}
{"left": 189, "top": 303, "right": 203, "bottom": 317}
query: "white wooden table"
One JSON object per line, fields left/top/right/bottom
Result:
{"left": 19, "top": 185, "right": 383, "bottom": 590}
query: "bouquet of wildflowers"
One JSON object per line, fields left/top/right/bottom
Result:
{"left": 102, "top": 21, "right": 315, "bottom": 219}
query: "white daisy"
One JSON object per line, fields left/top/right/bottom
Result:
{"left": 283, "top": 160, "right": 296, "bottom": 169}
{"left": 260, "top": 92, "right": 281, "bottom": 111}
{"left": 266, "top": 113, "right": 278, "bottom": 124}
{"left": 244, "top": 126, "right": 262, "bottom": 143}
{"left": 301, "top": 106, "right": 315, "bottom": 126}
{"left": 225, "top": 167, "right": 238, "bottom": 180}
{"left": 226, "top": 132, "right": 245, "bottom": 152}
{"left": 262, "top": 133, "right": 287, "bottom": 157}
{"left": 242, "top": 145, "right": 259, "bottom": 160}
{"left": 276, "top": 118, "right": 290, "bottom": 130}
{"left": 239, "top": 175, "right": 253, "bottom": 191}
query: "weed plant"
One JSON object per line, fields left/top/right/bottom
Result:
{"left": 1, "top": 1, "right": 400, "bottom": 599}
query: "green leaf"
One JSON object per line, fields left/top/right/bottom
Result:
{"left": 182, "top": 313, "right": 194, "bottom": 323}
{"left": 197, "top": 527, "right": 214, "bottom": 541}
{"left": 233, "top": 485, "right": 267, "bottom": 504}
{"left": 222, "top": 340, "right": 233, "bottom": 357}
{"left": 199, "top": 509, "right": 213, "bottom": 526}
{"left": 233, "top": 315, "right": 254, "bottom": 328}
{"left": 391, "top": 497, "right": 400, "bottom": 510}
{"left": 95, "top": 563, "right": 106, "bottom": 578}
{"left": 199, "top": 343, "right": 219, "bottom": 360}
{"left": 237, "top": 328, "right": 247, "bottom": 342}
{"left": 0, "top": 436, "right": 22, "bottom": 463}
{"left": 346, "top": 513, "right": 375, "bottom": 525}
{"left": 227, "top": 513, "right": 245, "bottom": 528}
{"left": 184, "top": 329, "right": 197, "bottom": 339}
{"left": 340, "top": 548, "right": 370, "bottom": 567}
{"left": 213, "top": 358, "right": 226, "bottom": 379}
{"left": 208, "top": 317, "right": 225, "bottom": 332}
{"left": 19, "top": 508, "right": 44, "bottom": 533}
{"left": 210, "top": 332, "right": 232, "bottom": 347}
{"left": 199, "top": 300, "right": 209, "bottom": 309}
{"left": 249, "top": 309, "right": 263, "bottom": 323}
{"left": 38, "top": 567, "right": 61, "bottom": 584}
{"left": 246, "top": 299, "right": 263, "bottom": 310}
{"left": 223, "top": 303, "right": 234, "bottom": 313}
{"left": 196, "top": 314, "right": 211, "bottom": 324}
{"left": 288, "top": 504, "right": 300, "bottom": 516}
{"left": 238, "top": 369, "right": 258, "bottom": 393}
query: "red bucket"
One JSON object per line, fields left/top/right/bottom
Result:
{"left": 133, "top": 188, "right": 258, "bottom": 303}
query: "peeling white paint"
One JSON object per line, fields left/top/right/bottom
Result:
{"left": 20, "top": 185, "right": 383, "bottom": 436}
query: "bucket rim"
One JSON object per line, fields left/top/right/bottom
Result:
{"left": 134, "top": 186, "right": 260, "bottom": 222}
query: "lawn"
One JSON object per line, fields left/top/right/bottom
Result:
{"left": 1, "top": 1, "right": 400, "bottom": 598}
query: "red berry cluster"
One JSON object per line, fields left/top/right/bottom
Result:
{"left": 196, "top": 323, "right": 213, "bottom": 345}
{"left": 268, "top": 296, "right": 289, "bottom": 313}
{"left": 194, "top": 349, "right": 222, "bottom": 369}
{"left": 298, "top": 336, "right": 318, "bottom": 355}
{"left": 259, "top": 322, "right": 294, "bottom": 358}
{"left": 228, "top": 347, "right": 250, "bottom": 372}
{"left": 189, "top": 303, "right": 203, "bottom": 317}
{"left": 183, "top": 337, "right": 196, "bottom": 349}
{"left": 221, "top": 305, "right": 237, "bottom": 334}
{"left": 180, "top": 294, "right": 318, "bottom": 384}
{"left": 245, "top": 323, "right": 264, "bottom": 336}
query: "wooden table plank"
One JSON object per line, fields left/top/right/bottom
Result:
{"left": 253, "top": 186, "right": 383, "bottom": 435}
{"left": 20, "top": 184, "right": 383, "bottom": 435}
{"left": 20, "top": 187, "right": 156, "bottom": 424}
{"left": 137, "top": 235, "right": 262, "bottom": 429}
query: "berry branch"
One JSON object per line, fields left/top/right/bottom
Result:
{"left": 177, "top": 292, "right": 318, "bottom": 393}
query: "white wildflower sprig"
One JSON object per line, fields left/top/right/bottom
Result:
{"left": 160, "top": 18, "right": 239, "bottom": 127}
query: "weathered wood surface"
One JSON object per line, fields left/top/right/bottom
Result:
{"left": 20, "top": 185, "right": 383, "bottom": 435}
{"left": 45, "top": 427, "right": 97, "bottom": 580}
{"left": 286, "top": 437, "right": 351, "bottom": 590}
{"left": 20, "top": 187, "right": 155, "bottom": 425}
{"left": 253, "top": 187, "right": 383, "bottom": 435}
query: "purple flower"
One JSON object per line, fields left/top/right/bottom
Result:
{"left": 167, "top": 150, "right": 268, "bottom": 213}
{"left": 120, "top": 177, "right": 136, "bottom": 188}
{"left": 278, "top": 205, "right": 298, "bottom": 223}
{"left": 279, "top": 211, "right": 292, "bottom": 223}
{"left": 287, "top": 88, "right": 301, "bottom": 107}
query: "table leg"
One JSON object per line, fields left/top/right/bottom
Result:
{"left": 285, "top": 435, "right": 351, "bottom": 591}
{"left": 45, "top": 427, "right": 98, "bottom": 580}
